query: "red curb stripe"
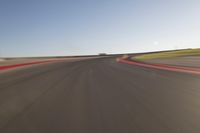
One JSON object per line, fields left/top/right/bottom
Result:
{"left": 0, "top": 60, "right": 61, "bottom": 71}
{"left": 119, "top": 59, "right": 200, "bottom": 75}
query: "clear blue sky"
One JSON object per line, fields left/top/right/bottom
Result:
{"left": 0, "top": 0, "right": 200, "bottom": 57}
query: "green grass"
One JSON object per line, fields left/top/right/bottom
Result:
{"left": 134, "top": 48, "right": 200, "bottom": 61}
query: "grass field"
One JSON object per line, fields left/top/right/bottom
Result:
{"left": 133, "top": 48, "right": 200, "bottom": 60}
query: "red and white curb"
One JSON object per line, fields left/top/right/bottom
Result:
{"left": 0, "top": 59, "right": 65, "bottom": 71}
{"left": 117, "top": 58, "right": 200, "bottom": 75}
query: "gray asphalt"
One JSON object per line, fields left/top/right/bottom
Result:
{"left": 145, "top": 56, "right": 200, "bottom": 68}
{"left": 0, "top": 57, "right": 200, "bottom": 133}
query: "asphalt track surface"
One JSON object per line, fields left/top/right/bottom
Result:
{"left": 0, "top": 57, "right": 200, "bottom": 133}
{"left": 145, "top": 56, "right": 200, "bottom": 68}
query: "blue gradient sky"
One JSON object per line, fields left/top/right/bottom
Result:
{"left": 0, "top": 0, "right": 200, "bottom": 57}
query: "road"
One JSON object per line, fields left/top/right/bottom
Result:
{"left": 145, "top": 56, "right": 200, "bottom": 68}
{"left": 0, "top": 57, "right": 200, "bottom": 133}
